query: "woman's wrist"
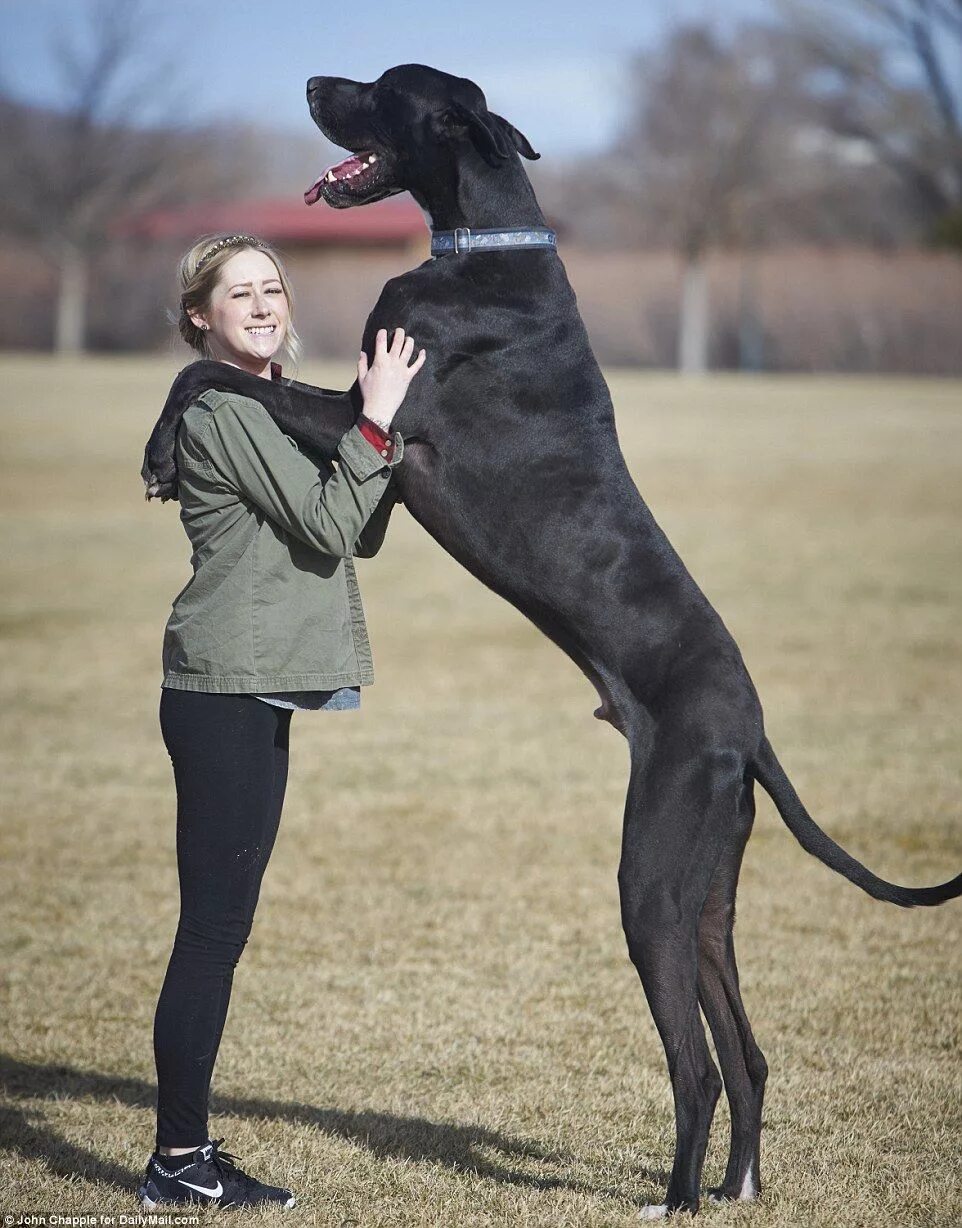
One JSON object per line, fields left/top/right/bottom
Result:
{"left": 358, "top": 414, "right": 391, "bottom": 440}
{"left": 357, "top": 415, "right": 396, "bottom": 460}
{"left": 361, "top": 411, "right": 393, "bottom": 432}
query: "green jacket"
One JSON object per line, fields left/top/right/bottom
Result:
{"left": 161, "top": 388, "right": 403, "bottom": 694}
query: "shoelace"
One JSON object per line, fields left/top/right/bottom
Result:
{"left": 206, "top": 1138, "right": 257, "bottom": 1194}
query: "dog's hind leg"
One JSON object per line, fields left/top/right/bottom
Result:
{"left": 696, "top": 778, "right": 768, "bottom": 1205}
{"left": 619, "top": 736, "right": 744, "bottom": 1218}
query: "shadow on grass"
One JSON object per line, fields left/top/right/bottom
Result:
{"left": 0, "top": 1054, "right": 668, "bottom": 1205}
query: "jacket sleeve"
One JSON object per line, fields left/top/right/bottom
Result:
{"left": 195, "top": 392, "right": 404, "bottom": 558}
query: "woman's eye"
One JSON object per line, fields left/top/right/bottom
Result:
{"left": 231, "top": 291, "right": 250, "bottom": 299}
{"left": 266, "top": 287, "right": 283, "bottom": 295}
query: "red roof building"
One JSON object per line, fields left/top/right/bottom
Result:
{"left": 123, "top": 194, "right": 429, "bottom": 249}
{"left": 119, "top": 195, "right": 430, "bottom": 357}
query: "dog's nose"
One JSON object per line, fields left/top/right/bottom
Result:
{"left": 307, "top": 76, "right": 322, "bottom": 98}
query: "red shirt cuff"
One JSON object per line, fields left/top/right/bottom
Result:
{"left": 358, "top": 415, "right": 395, "bottom": 462}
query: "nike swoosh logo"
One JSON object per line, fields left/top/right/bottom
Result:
{"left": 178, "top": 1179, "right": 223, "bottom": 1198}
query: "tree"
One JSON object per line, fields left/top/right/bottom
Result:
{"left": 0, "top": 0, "right": 194, "bottom": 353}
{"left": 612, "top": 19, "right": 927, "bottom": 372}
{"left": 778, "top": 0, "right": 962, "bottom": 234}
{"left": 618, "top": 25, "right": 813, "bottom": 373}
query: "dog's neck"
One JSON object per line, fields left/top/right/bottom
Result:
{"left": 411, "top": 157, "right": 546, "bottom": 232}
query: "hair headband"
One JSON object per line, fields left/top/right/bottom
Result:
{"left": 194, "top": 234, "right": 263, "bottom": 273}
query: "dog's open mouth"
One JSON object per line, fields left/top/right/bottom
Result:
{"left": 305, "top": 150, "right": 383, "bottom": 206}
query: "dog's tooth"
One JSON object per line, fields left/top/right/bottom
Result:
{"left": 369, "top": 154, "right": 378, "bottom": 163}
{"left": 325, "top": 170, "right": 335, "bottom": 183}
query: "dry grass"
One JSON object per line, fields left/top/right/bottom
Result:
{"left": 1, "top": 357, "right": 960, "bottom": 1226}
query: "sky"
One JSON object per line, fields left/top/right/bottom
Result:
{"left": 0, "top": 0, "right": 773, "bottom": 156}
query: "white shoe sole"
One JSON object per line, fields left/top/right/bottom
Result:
{"left": 139, "top": 1188, "right": 295, "bottom": 1211}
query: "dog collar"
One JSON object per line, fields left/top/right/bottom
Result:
{"left": 431, "top": 226, "right": 557, "bottom": 257}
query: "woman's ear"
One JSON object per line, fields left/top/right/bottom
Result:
{"left": 188, "top": 312, "right": 209, "bottom": 332}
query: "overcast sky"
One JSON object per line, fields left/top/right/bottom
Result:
{"left": 1, "top": 0, "right": 774, "bottom": 155}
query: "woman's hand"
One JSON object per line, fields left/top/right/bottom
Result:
{"left": 357, "top": 327, "right": 426, "bottom": 431}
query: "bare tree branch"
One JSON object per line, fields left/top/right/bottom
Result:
{"left": 0, "top": 0, "right": 225, "bottom": 349}
{"left": 907, "top": 0, "right": 960, "bottom": 133}
{"left": 776, "top": 0, "right": 962, "bottom": 215}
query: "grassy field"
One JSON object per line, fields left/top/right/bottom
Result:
{"left": 1, "top": 356, "right": 960, "bottom": 1226}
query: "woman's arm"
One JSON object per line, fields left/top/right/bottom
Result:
{"left": 190, "top": 392, "right": 399, "bottom": 558}
{"left": 142, "top": 361, "right": 358, "bottom": 501}
{"left": 142, "top": 329, "right": 425, "bottom": 503}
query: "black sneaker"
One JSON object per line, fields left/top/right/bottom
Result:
{"left": 137, "top": 1137, "right": 296, "bottom": 1209}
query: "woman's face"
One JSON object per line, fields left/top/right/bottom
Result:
{"left": 191, "top": 248, "right": 290, "bottom": 375}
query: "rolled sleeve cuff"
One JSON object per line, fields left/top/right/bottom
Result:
{"left": 358, "top": 415, "right": 397, "bottom": 461}
{"left": 338, "top": 422, "right": 405, "bottom": 480}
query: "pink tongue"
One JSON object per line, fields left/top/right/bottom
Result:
{"left": 330, "top": 154, "right": 365, "bottom": 179}
{"left": 304, "top": 154, "right": 366, "bottom": 205}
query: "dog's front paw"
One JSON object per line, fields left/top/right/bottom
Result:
{"left": 142, "top": 463, "right": 178, "bottom": 503}
{"left": 141, "top": 445, "right": 178, "bottom": 502}
{"left": 143, "top": 473, "right": 178, "bottom": 502}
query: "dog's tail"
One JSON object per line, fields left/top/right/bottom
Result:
{"left": 751, "top": 737, "right": 962, "bottom": 908}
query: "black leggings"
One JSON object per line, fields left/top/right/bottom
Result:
{"left": 153, "top": 688, "right": 292, "bottom": 1148}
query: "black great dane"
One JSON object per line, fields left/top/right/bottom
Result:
{"left": 142, "top": 64, "right": 962, "bottom": 1218}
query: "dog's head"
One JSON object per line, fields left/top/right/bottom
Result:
{"left": 304, "top": 64, "right": 539, "bottom": 209}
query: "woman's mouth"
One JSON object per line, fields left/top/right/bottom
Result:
{"left": 246, "top": 325, "right": 276, "bottom": 337}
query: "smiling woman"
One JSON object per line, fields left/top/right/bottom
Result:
{"left": 177, "top": 232, "right": 303, "bottom": 373}
{"left": 136, "top": 230, "right": 426, "bottom": 1212}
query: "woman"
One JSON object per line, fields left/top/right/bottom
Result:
{"left": 138, "top": 232, "right": 425, "bottom": 1211}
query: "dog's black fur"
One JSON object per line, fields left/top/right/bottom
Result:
{"left": 142, "top": 65, "right": 961, "bottom": 1216}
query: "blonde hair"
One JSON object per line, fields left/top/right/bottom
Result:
{"left": 176, "top": 233, "right": 302, "bottom": 372}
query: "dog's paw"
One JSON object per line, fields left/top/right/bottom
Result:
{"left": 141, "top": 440, "right": 178, "bottom": 497}
{"left": 707, "top": 1179, "right": 759, "bottom": 1204}
{"left": 143, "top": 472, "right": 178, "bottom": 502}
{"left": 639, "top": 1199, "right": 703, "bottom": 1220}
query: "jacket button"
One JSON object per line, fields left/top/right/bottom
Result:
{"left": 380, "top": 448, "right": 389, "bottom": 457}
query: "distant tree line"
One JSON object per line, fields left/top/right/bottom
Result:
{"left": 0, "top": 0, "right": 331, "bottom": 355}
{"left": 536, "top": 1, "right": 962, "bottom": 371}
{"left": 0, "top": 0, "right": 959, "bottom": 369}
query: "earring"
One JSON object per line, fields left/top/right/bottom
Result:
{"left": 200, "top": 324, "right": 209, "bottom": 331}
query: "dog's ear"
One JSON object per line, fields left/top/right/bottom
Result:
{"left": 490, "top": 112, "right": 540, "bottom": 161}
{"left": 433, "top": 102, "right": 540, "bottom": 166}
